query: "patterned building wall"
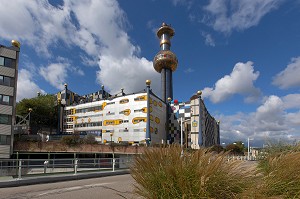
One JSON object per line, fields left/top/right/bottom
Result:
{"left": 63, "top": 92, "right": 166, "bottom": 145}
{"left": 149, "top": 93, "right": 166, "bottom": 144}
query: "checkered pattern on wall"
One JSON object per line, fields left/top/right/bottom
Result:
{"left": 168, "top": 113, "right": 180, "bottom": 143}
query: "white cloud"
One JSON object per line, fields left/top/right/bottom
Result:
{"left": 97, "top": 55, "right": 160, "bottom": 94}
{"left": 282, "top": 94, "right": 300, "bottom": 109}
{"left": 202, "top": 61, "right": 261, "bottom": 103}
{"left": 67, "top": 0, "right": 160, "bottom": 94}
{"left": 272, "top": 57, "right": 300, "bottom": 89}
{"left": 201, "top": 32, "right": 215, "bottom": 47}
{"left": 286, "top": 111, "right": 300, "bottom": 125}
{"left": 39, "top": 63, "right": 69, "bottom": 90}
{"left": 171, "top": 0, "right": 194, "bottom": 9}
{"left": 80, "top": 55, "right": 98, "bottom": 67}
{"left": 203, "top": 0, "right": 282, "bottom": 34}
{"left": 184, "top": 67, "right": 195, "bottom": 73}
{"left": 17, "top": 69, "right": 45, "bottom": 101}
{"left": 0, "top": 0, "right": 76, "bottom": 56}
{"left": 0, "top": 0, "right": 160, "bottom": 98}
{"left": 218, "top": 94, "right": 300, "bottom": 146}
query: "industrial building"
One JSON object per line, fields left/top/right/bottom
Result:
{"left": 0, "top": 40, "right": 20, "bottom": 158}
{"left": 57, "top": 23, "right": 220, "bottom": 148}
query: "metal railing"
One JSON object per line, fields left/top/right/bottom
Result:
{"left": 0, "top": 157, "right": 133, "bottom": 179}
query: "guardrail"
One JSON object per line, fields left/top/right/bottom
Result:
{"left": 0, "top": 157, "right": 133, "bottom": 179}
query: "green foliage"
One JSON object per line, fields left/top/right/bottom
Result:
{"left": 83, "top": 134, "right": 97, "bottom": 144}
{"left": 60, "top": 135, "right": 82, "bottom": 146}
{"left": 209, "top": 144, "right": 224, "bottom": 153}
{"left": 16, "top": 94, "right": 57, "bottom": 128}
{"left": 131, "top": 145, "right": 252, "bottom": 199}
{"left": 226, "top": 141, "right": 245, "bottom": 155}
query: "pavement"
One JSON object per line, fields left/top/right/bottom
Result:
{"left": 0, "top": 169, "right": 130, "bottom": 188}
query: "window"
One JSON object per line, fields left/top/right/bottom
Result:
{"left": 4, "top": 58, "right": 12, "bottom": 67}
{"left": 0, "top": 57, "right": 14, "bottom": 68}
{"left": 2, "top": 95, "right": 10, "bottom": 105}
{"left": 0, "top": 135, "right": 11, "bottom": 145}
{"left": 0, "top": 95, "right": 12, "bottom": 106}
{"left": 0, "top": 114, "right": 11, "bottom": 124}
{"left": 4, "top": 77, "right": 12, "bottom": 86}
{"left": 0, "top": 76, "right": 14, "bottom": 87}
{"left": 0, "top": 57, "right": 4, "bottom": 66}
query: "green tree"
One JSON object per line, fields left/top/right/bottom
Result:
{"left": 226, "top": 141, "right": 245, "bottom": 155}
{"left": 16, "top": 94, "right": 57, "bottom": 131}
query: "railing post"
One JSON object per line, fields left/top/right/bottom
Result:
{"left": 74, "top": 159, "right": 78, "bottom": 175}
{"left": 18, "top": 159, "right": 22, "bottom": 179}
{"left": 44, "top": 160, "right": 49, "bottom": 174}
{"left": 113, "top": 158, "right": 115, "bottom": 172}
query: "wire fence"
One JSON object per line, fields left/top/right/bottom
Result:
{"left": 0, "top": 157, "right": 133, "bottom": 179}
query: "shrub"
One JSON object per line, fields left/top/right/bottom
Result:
{"left": 130, "top": 145, "right": 253, "bottom": 199}
{"left": 83, "top": 134, "right": 97, "bottom": 144}
{"left": 60, "top": 135, "right": 81, "bottom": 146}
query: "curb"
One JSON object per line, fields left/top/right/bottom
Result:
{"left": 0, "top": 170, "right": 130, "bottom": 188}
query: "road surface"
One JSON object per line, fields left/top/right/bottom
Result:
{"left": 0, "top": 174, "right": 139, "bottom": 199}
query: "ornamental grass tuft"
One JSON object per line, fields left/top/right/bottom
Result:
{"left": 257, "top": 143, "right": 300, "bottom": 199}
{"left": 130, "top": 145, "right": 254, "bottom": 199}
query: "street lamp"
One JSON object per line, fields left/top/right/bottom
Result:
{"left": 28, "top": 108, "right": 32, "bottom": 135}
{"left": 247, "top": 137, "right": 254, "bottom": 160}
{"left": 248, "top": 137, "right": 250, "bottom": 160}
{"left": 110, "top": 132, "right": 115, "bottom": 171}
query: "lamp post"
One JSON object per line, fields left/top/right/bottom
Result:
{"left": 167, "top": 97, "right": 172, "bottom": 144}
{"left": 248, "top": 137, "right": 250, "bottom": 161}
{"left": 146, "top": 80, "right": 151, "bottom": 146}
{"left": 28, "top": 108, "right": 32, "bottom": 135}
{"left": 197, "top": 90, "right": 202, "bottom": 148}
{"left": 110, "top": 132, "right": 115, "bottom": 171}
{"left": 180, "top": 117, "right": 183, "bottom": 148}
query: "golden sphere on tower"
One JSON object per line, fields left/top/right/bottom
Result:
{"left": 153, "top": 50, "right": 178, "bottom": 73}
{"left": 146, "top": 80, "right": 151, "bottom": 86}
{"left": 167, "top": 97, "right": 172, "bottom": 102}
{"left": 11, "top": 40, "right": 20, "bottom": 48}
{"left": 197, "top": 90, "right": 202, "bottom": 96}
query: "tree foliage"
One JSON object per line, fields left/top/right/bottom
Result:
{"left": 226, "top": 141, "right": 245, "bottom": 155}
{"left": 16, "top": 94, "right": 57, "bottom": 129}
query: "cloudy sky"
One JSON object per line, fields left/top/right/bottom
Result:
{"left": 0, "top": 0, "right": 299, "bottom": 146}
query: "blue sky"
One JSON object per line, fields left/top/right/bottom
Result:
{"left": 0, "top": 0, "right": 300, "bottom": 147}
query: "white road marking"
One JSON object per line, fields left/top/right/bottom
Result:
{"left": 37, "top": 182, "right": 113, "bottom": 196}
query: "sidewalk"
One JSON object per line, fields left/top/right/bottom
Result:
{"left": 0, "top": 169, "right": 130, "bottom": 188}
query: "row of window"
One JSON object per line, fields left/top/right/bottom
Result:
{"left": 0, "top": 114, "right": 12, "bottom": 125}
{"left": 0, "top": 56, "right": 15, "bottom": 69}
{"left": 0, "top": 95, "right": 12, "bottom": 106}
{"left": 65, "top": 95, "right": 148, "bottom": 115}
{"left": 0, "top": 75, "right": 14, "bottom": 87}
{"left": 0, "top": 135, "right": 11, "bottom": 145}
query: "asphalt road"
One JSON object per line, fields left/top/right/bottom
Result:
{"left": 0, "top": 174, "right": 139, "bottom": 199}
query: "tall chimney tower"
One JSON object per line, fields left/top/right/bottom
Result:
{"left": 153, "top": 23, "right": 178, "bottom": 102}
